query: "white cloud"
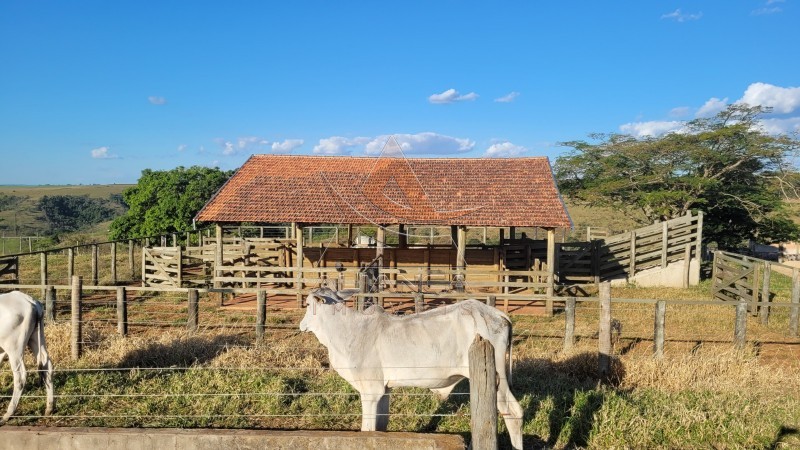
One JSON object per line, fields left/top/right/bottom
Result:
{"left": 495, "top": 92, "right": 520, "bottom": 103}
{"left": 271, "top": 139, "right": 304, "bottom": 153}
{"left": 669, "top": 106, "right": 691, "bottom": 118}
{"left": 90, "top": 146, "right": 118, "bottom": 159}
{"left": 177, "top": 144, "right": 187, "bottom": 152}
{"left": 752, "top": 6, "right": 782, "bottom": 14}
{"left": 148, "top": 96, "right": 167, "bottom": 105}
{"left": 738, "top": 82, "right": 800, "bottom": 114}
{"left": 661, "top": 9, "right": 703, "bottom": 22}
{"left": 758, "top": 117, "right": 800, "bottom": 135}
{"left": 428, "top": 88, "right": 479, "bottom": 104}
{"left": 216, "top": 136, "right": 270, "bottom": 155}
{"left": 484, "top": 141, "right": 527, "bottom": 158}
{"left": 364, "top": 132, "right": 475, "bottom": 155}
{"left": 619, "top": 121, "right": 685, "bottom": 137}
{"left": 313, "top": 136, "right": 371, "bottom": 155}
{"left": 237, "top": 136, "right": 268, "bottom": 149}
{"left": 696, "top": 97, "right": 729, "bottom": 117}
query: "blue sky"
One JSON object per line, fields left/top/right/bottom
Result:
{"left": 1, "top": 1, "right": 798, "bottom": 185}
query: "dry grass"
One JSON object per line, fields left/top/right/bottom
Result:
{"left": 2, "top": 284, "right": 800, "bottom": 448}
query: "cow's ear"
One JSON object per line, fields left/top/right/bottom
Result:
{"left": 304, "top": 293, "right": 318, "bottom": 308}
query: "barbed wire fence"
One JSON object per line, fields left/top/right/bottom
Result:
{"left": 1, "top": 275, "right": 799, "bottom": 429}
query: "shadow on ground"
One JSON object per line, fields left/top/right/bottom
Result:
{"left": 115, "top": 333, "right": 250, "bottom": 369}
{"left": 422, "top": 351, "right": 625, "bottom": 449}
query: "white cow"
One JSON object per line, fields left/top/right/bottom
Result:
{"left": 0, "top": 291, "right": 54, "bottom": 424}
{"left": 299, "top": 288, "right": 523, "bottom": 449}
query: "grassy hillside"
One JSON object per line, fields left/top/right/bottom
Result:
{"left": 0, "top": 184, "right": 132, "bottom": 237}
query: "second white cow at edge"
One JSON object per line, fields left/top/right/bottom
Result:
{"left": 299, "top": 288, "right": 523, "bottom": 450}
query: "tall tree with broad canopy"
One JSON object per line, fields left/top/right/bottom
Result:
{"left": 555, "top": 105, "right": 800, "bottom": 249}
{"left": 109, "top": 166, "right": 232, "bottom": 240}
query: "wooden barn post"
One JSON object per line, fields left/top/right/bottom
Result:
{"left": 398, "top": 224, "right": 407, "bottom": 249}
{"left": 456, "top": 225, "right": 467, "bottom": 292}
{"left": 214, "top": 224, "right": 223, "bottom": 288}
{"left": 469, "top": 335, "right": 498, "bottom": 450}
{"left": 294, "top": 222, "right": 304, "bottom": 306}
{"left": 546, "top": 227, "right": 556, "bottom": 316}
{"left": 376, "top": 225, "right": 386, "bottom": 268}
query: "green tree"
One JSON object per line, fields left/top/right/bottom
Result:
{"left": 109, "top": 166, "right": 232, "bottom": 240}
{"left": 38, "top": 195, "right": 120, "bottom": 233}
{"left": 555, "top": 104, "right": 800, "bottom": 249}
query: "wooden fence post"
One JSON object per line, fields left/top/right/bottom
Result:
{"left": 469, "top": 335, "right": 498, "bottom": 450}
{"left": 357, "top": 272, "right": 367, "bottom": 311}
{"left": 682, "top": 244, "right": 691, "bottom": 289}
{"left": 734, "top": 301, "right": 747, "bottom": 350}
{"left": 116, "top": 286, "right": 127, "bottom": 337}
{"left": 414, "top": 292, "right": 424, "bottom": 313}
{"left": 71, "top": 275, "right": 82, "bottom": 360}
{"left": 188, "top": 289, "right": 199, "bottom": 332}
{"left": 654, "top": 300, "right": 666, "bottom": 359}
{"left": 487, "top": 295, "right": 496, "bottom": 308}
{"left": 629, "top": 231, "right": 637, "bottom": 277}
{"left": 67, "top": 247, "right": 74, "bottom": 283}
{"left": 759, "top": 262, "right": 771, "bottom": 325}
{"left": 111, "top": 242, "right": 117, "bottom": 285}
{"left": 598, "top": 282, "right": 612, "bottom": 378}
{"left": 791, "top": 268, "right": 800, "bottom": 338}
{"left": 751, "top": 261, "right": 760, "bottom": 316}
{"left": 40, "top": 252, "right": 47, "bottom": 300}
{"left": 564, "top": 297, "right": 576, "bottom": 352}
{"left": 256, "top": 290, "right": 267, "bottom": 340}
{"left": 661, "top": 222, "right": 668, "bottom": 269}
{"left": 45, "top": 285, "right": 56, "bottom": 323}
{"left": 91, "top": 244, "right": 98, "bottom": 286}
{"left": 128, "top": 239, "right": 135, "bottom": 281}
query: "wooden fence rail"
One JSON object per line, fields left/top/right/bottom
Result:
{"left": 6, "top": 277, "right": 797, "bottom": 362}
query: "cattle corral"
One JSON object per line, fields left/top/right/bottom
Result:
{"left": 1, "top": 270, "right": 799, "bottom": 447}
{"left": 1, "top": 215, "right": 800, "bottom": 447}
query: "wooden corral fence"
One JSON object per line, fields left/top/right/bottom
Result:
{"left": 712, "top": 250, "right": 800, "bottom": 329}
{"left": 0, "top": 255, "right": 19, "bottom": 283}
{"left": 141, "top": 247, "right": 209, "bottom": 288}
{"left": 560, "top": 211, "right": 703, "bottom": 284}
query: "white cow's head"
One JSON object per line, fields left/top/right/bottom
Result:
{"left": 299, "top": 287, "right": 356, "bottom": 332}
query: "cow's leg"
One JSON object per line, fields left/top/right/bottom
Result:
{"left": 496, "top": 377, "right": 524, "bottom": 450}
{"left": 375, "top": 390, "right": 391, "bottom": 431}
{"left": 28, "top": 327, "right": 54, "bottom": 415}
{"left": 1, "top": 350, "right": 26, "bottom": 424}
{"left": 359, "top": 388, "right": 388, "bottom": 431}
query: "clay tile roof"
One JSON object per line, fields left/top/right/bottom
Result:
{"left": 195, "top": 155, "right": 572, "bottom": 228}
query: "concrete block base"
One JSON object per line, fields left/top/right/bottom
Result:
{"left": 0, "top": 427, "right": 465, "bottom": 450}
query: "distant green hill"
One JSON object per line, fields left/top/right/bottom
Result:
{"left": 0, "top": 184, "right": 132, "bottom": 237}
